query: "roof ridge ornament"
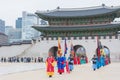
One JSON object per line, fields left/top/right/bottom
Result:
{"left": 102, "top": 3, "right": 105, "bottom": 7}
{"left": 57, "top": 6, "right": 60, "bottom": 9}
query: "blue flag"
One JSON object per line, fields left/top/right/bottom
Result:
{"left": 64, "top": 38, "right": 68, "bottom": 56}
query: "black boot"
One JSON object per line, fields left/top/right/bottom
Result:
{"left": 59, "top": 72, "right": 62, "bottom": 75}
{"left": 49, "top": 75, "right": 52, "bottom": 78}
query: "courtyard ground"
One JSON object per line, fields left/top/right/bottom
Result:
{"left": 0, "top": 62, "right": 120, "bottom": 80}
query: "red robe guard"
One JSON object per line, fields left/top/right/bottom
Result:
{"left": 74, "top": 56, "right": 78, "bottom": 65}
{"left": 46, "top": 56, "right": 55, "bottom": 77}
{"left": 77, "top": 56, "right": 80, "bottom": 64}
{"left": 85, "top": 56, "right": 88, "bottom": 63}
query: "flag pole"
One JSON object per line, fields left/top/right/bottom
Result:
{"left": 64, "top": 38, "right": 68, "bottom": 57}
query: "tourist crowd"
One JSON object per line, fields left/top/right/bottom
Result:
{"left": 0, "top": 56, "right": 43, "bottom": 63}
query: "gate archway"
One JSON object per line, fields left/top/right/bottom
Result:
{"left": 74, "top": 45, "right": 88, "bottom": 64}
{"left": 74, "top": 45, "right": 86, "bottom": 57}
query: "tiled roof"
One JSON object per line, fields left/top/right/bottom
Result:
{"left": 0, "top": 32, "right": 7, "bottom": 36}
{"left": 33, "top": 24, "right": 120, "bottom": 31}
{"left": 36, "top": 6, "right": 120, "bottom": 18}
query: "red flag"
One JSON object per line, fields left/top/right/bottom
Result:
{"left": 65, "top": 61, "right": 70, "bottom": 73}
{"left": 96, "top": 36, "right": 101, "bottom": 61}
{"left": 58, "top": 37, "right": 62, "bottom": 56}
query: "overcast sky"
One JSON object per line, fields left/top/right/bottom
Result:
{"left": 0, "top": 0, "right": 120, "bottom": 27}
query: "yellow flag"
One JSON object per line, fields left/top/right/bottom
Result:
{"left": 57, "top": 37, "right": 62, "bottom": 56}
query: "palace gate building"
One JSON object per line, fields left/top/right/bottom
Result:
{"left": 31, "top": 5, "right": 120, "bottom": 62}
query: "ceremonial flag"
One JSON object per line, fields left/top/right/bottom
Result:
{"left": 64, "top": 38, "right": 68, "bottom": 56}
{"left": 100, "top": 46, "right": 105, "bottom": 55}
{"left": 96, "top": 36, "right": 101, "bottom": 60}
{"left": 97, "top": 37, "right": 105, "bottom": 55}
{"left": 70, "top": 41, "right": 75, "bottom": 56}
{"left": 58, "top": 37, "right": 62, "bottom": 56}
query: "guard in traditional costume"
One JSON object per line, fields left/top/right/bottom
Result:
{"left": 100, "top": 55, "right": 105, "bottom": 67}
{"left": 85, "top": 56, "right": 88, "bottom": 63}
{"left": 73, "top": 56, "right": 78, "bottom": 65}
{"left": 68, "top": 54, "right": 74, "bottom": 71}
{"left": 46, "top": 53, "right": 55, "bottom": 77}
{"left": 57, "top": 56, "right": 66, "bottom": 74}
{"left": 91, "top": 55, "right": 97, "bottom": 71}
{"left": 77, "top": 56, "right": 80, "bottom": 64}
{"left": 105, "top": 55, "right": 109, "bottom": 65}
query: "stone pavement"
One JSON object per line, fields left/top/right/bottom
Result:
{"left": 0, "top": 62, "right": 120, "bottom": 80}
